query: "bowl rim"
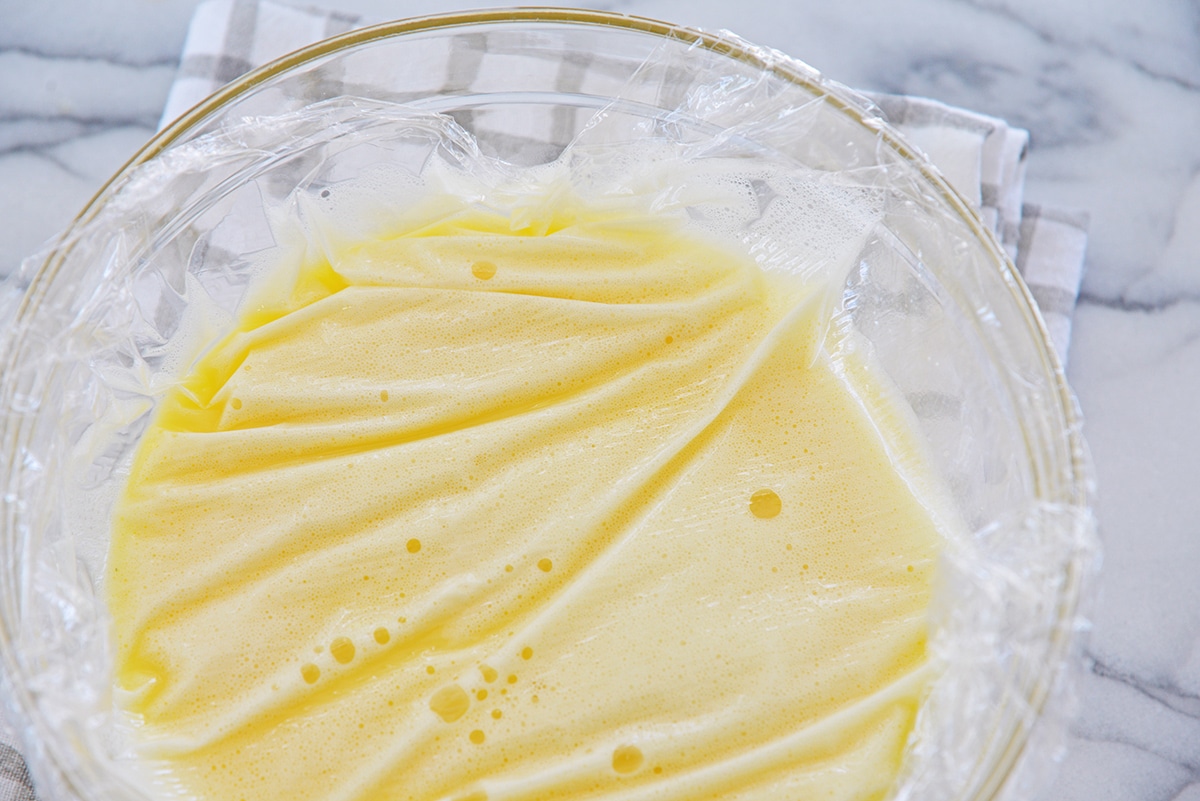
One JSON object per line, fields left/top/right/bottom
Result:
{"left": 3, "top": 8, "right": 1091, "bottom": 801}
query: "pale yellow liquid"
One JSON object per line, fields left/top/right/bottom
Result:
{"left": 109, "top": 207, "right": 940, "bottom": 801}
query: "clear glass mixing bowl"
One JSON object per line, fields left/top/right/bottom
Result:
{"left": 0, "top": 9, "right": 1094, "bottom": 801}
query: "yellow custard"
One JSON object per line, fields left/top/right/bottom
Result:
{"left": 108, "top": 207, "right": 941, "bottom": 801}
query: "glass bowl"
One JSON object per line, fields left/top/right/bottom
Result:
{"left": 0, "top": 9, "right": 1094, "bottom": 801}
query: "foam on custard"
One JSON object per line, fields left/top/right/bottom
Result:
{"left": 108, "top": 198, "right": 941, "bottom": 801}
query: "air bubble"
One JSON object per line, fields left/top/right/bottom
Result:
{"left": 407, "top": 539, "right": 421, "bottom": 553}
{"left": 429, "top": 684, "right": 470, "bottom": 723}
{"left": 472, "top": 261, "right": 496, "bottom": 280}
{"left": 612, "top": 745, "right": 644, "bottom": 774}
{"left": 300, "top": 664, "right": 320, "bottom": 684}
{"left": 331, "top": 637, "right": 356, "bottom": 664}
{"left": 537, "top": 558, "right": 553, "bottom": 572}
{"left": 749, "top": 488, "right": 782, "bottom": 518}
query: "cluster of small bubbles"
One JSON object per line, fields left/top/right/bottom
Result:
{"left": 748, "top": 177, "right": 881, "bottom": 278}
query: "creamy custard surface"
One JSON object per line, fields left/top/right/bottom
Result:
{"left": 109, "top": 208, "right": 940, "bottom": 801}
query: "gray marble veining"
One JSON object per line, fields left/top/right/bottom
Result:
{"left": 1, "top": 2, "right": 1198, "bottom": 800}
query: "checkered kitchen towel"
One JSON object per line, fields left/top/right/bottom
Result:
{"left": 160, "top": 0, "right": 1089, "bottom": 365}
{"left": 867, "top": 93, "right": 1089, "bottom": 356}
{"left": 0, "top": 2, "right": 1090, "bottom": 798}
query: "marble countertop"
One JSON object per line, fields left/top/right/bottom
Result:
{"left": 2, "top": 1, "right": 1198, "bottom": 800}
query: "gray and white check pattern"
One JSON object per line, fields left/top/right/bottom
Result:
{"left": 159, "top": 0, "right": 1088, "bottom": 364}
{"left": 865, "top": 91, "right": 1088, "bottom": 359}
{"left": 0, "top": 744, "right": 35, "bottom": 801}
{"left": 0, "top": 2, "right": 1090, "bottom": 798}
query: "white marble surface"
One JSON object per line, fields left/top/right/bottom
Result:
{"left": 2, "top": 1, "right": 1198, "bottom": 800}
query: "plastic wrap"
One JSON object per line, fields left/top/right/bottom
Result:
{"left": 0, "top": 11, "right": 1097, "bottom": 801}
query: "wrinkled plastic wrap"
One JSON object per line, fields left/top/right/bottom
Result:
{"left": 0, "top": 12, "right": 1097, "bottom": 801}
